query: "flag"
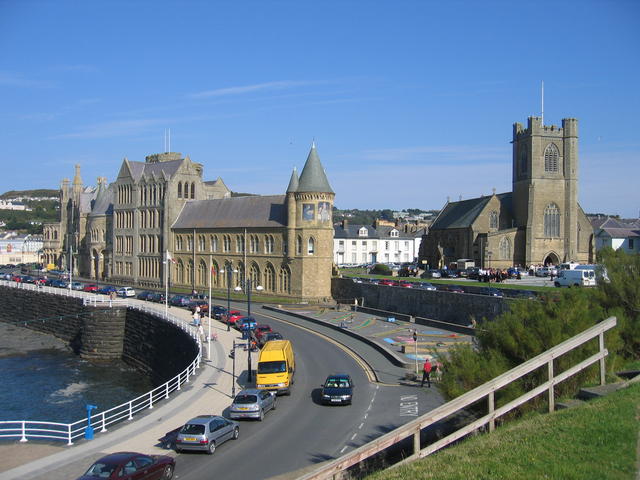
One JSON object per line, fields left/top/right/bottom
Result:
{"left": 166, "top": 250, "right": 177, "bottom": 264}
{"left": 211, "top": 266, "right": 217, "bottom": 276}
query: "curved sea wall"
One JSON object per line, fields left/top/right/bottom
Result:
{"left": 0, "top": 286, "right": 197, "bottom": 385}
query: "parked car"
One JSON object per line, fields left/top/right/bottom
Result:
{"left": 20, "top": 275, "right": 36, "bottom": 284}
{"left": 99, "top": 285, "right": 118, "bottom": 295}
{"left": 83, "top": 284, "right": 99, "bottom": 293}
{"left": 229, "top": 388, "right": 277, "bottom": 421}
{"left": 257, "top": 331, "right": 283, "bottom": 348}
{"left": 189, "top": 300, "right": 209, "bottom": 314}
{"left": 169, "top": 295, "right": 191, "bottom": 307}
{"left": 421, "top": 269, "right": 442, "bottom": 279}
{"left": 439, "top": 269, "right": 458, "bottom": 278}
{"left": 211, "top": 305, "right": 227, "bottom": 319}
{"left": 117, "top": 287, "right": 136, "bottom": 297}
{"left": 50, "top": 279, "right": 68, "bottom": 288}
{"left": 76, "top": 451, "right": 175, "bottom": 480}
{"left": 397, "top": 281, "right": 414, "bottom": 288}
{"left": 71, "top": 282, "right": 84, "bottom": 291}
{"left": 149, "top": 292, "right": 166, "bottom": 303}
{"left": 253, "top": 324, "right": 273, "bottom": 343}
{"left": 236, "top": 316, "right": 257, "bottom": 332}
{"left": 512, "top": 290, "right": 537, "bottom": 300}
{"left": 136, "top": 290, "right": 154, "bottom": 300}
{"left": 175, "top": 415, "right": 239, "bottom": 454}
{"left": 226, "top": 310, "right": 243, "bottom": 326}
{"left": 535, "top": 267, "right": 550, "bottom": 277}
{"left": 415, "top": 282, "right": 436, "bottom": 291}
{"left": 378, "top": 279, "right": 395, "bottom": 286}
{"left": 320, "top": 373, "right": 354, "bottom": 405}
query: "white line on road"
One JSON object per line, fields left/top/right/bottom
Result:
{"left": 351, "top": 433, "right": 357, "bottom": 440}
{"left": 359, "top": 423, "right": 364, "bottom": 429}
{"left": 363, "top": 413, "right": 368, "bottom": 420}
{"left": 340, "top": 446, "right": 348, "bottom": 453}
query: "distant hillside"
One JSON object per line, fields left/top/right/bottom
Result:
{"left": 1, "top": 189, "right": 58, "bottom": 199}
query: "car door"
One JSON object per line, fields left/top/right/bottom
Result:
{"left": 217, "top": 418, "right": 234, "bottom": 443}
{"left": 260, "top": 390, "right": 274, "bottom": 411}
{"left": 134, "top": 455, "right": 159, "bottom": 480}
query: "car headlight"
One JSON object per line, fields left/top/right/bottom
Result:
{"left": 322, "top": 394, "right": 330, "bottom": 399}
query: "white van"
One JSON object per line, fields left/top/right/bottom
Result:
{"left": 559, "top": 262, "right": 580, "bottom": 271}
{"left": 554, "top": 269, "right": 597, "bottom": 288}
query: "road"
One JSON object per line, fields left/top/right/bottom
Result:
{"left": 172, "top": 307, "right": 439, "bottom": 480}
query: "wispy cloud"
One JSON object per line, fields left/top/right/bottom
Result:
{"left": 189, "top": 80, "right": 317, "bottom": 99}
{"left": 0, "top": 72, "right": 52, "bottom": 88}
{"left": 50, "top": 118, "right": 170, "bottom": 139}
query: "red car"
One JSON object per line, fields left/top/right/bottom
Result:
{"left": 253, "top": 324, "right": 273, "bottom": 343}
{"left": 398, "top": 281, "right": 414, "bottom": 288}
{"left": 378, "top": 279, "right": 395, "bottom": 286}
{"left": 76, "top": 451, "right": 174, "bottom": 479}
{"left": 226, "top": 310, "right": 243, "bottom": 326}
{"left": 83, "top": 284, "right": 99, "bottom": 293}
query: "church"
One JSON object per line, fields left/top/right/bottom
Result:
{"left": 419, "top": 116, "right": 594, "bottom": 270}
{"left": 42, "top": 144, "right": 335, "bottom": 302}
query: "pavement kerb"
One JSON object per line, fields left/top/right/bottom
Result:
{"left": 263, "top": 305, "right": 412, "bottom": 369}
{"left": 0, "top": 307, "right": 243, "bottom": 480}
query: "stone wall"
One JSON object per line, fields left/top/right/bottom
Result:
{"left": 332, "top": 278, "right": 510, "bottom": 325}
{"left": 0, "top": 286, "right": 197, "bottom": 386}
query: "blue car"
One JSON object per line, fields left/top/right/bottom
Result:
{"left": 235, "top": 316, "right": 257, "bottom": 332}
{"left": 98, "top": 285, "right": 117, "bottom": 295}
{"left": 170, "top": 295, "right": 191, "bottom": 307}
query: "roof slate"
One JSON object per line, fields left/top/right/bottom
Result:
{"left": 431, "top": 193, "right": 512, "bottom": 230}
{"left": 172, "top": 195, "right": 287, "bottom": 229}
{"left": 297, "top": 146, "right": 333, "bottom": 193}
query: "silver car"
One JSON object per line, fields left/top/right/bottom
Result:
{"left": 229, "top": 388, "right": 277, "bottom": 421}
{"left": 175, "top": 415, "right": 239, "bottom": 454}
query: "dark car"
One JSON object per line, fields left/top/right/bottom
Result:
{"left": 478, "top": 287, "right": 504, "bottom": 297}
{"left": 512, "top": 290, "right": 537, "bottom": 300}
{"left": 169, "top": 295, "right": 191, "bottom": 307}
{"left": 149, "top": 292, "right": 166, "bottom": 303}
{"left": 136, "top": 290, "right": 154, "bottom": 300}
{"left": 321, "top": 374, "right": 354, "bottom": 405}
{"left": 189, "top": 300, "right": 209, "bottom": 314}
{"left": 439, "top": 284, "right": 464, "bottom": 293}
{"left": 257, "top": 331, "right": 283, "bottom": 348}
{"left": 76, "top": 451, "right": 175, "bottom": 480}
{"left": 211, "top": 305, "right": 227, "bottom": 319}
{"left": 50, "top": 279, "right": 68, "bottom": 288}
{"left": 253, "top": 324, "right": 272, "bottom": 343}
{"left": 175, "top": 415, "right": 239, "bottom": 454}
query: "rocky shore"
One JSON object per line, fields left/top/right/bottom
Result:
{"left": 0, "top": 322, "right": 68, "bottom": 358}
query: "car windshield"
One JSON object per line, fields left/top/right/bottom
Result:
{"left": 234, "top": 394, "right": 258, "bottom": 404}
{"left": 325, "top": 378, "right": 350, "bottom": 388}
{"left": 258, "top": 361, "right": 286, "bottom": 374}
{"left": 180, "top": 424, "right": 205, "bottom": 435}
{"left": 85, "top": 461, "right": 117, "bottom": 477}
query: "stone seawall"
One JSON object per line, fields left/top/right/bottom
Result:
{"left": 331, "top": 278, "right": 510, "bottom": 325}
{"left": 0, "top": 286, "right": 197, "bottom": 386}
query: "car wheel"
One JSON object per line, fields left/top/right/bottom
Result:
{"left": 207, "top": 441, "right": 216, "bottom": 455}
{"left": 174, "top": 447, "right": 181, "bottom": 453}
{"left": 258, "top": 409, "right": 264, "bottom": 421}
{"left": 554, "top": 282, "right": 560, "bottom": 287}
{"left": 162, "top": 464, "right": 174, "bottom": 480}
{"left": 232, "top": 427, "right": 239, "bottom": 440}
{"left": 272, "top": 398, "right": 277, "bottom": 411}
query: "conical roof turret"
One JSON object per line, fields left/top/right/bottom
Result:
{"left": 297, "top": 143, "right": 333, "bottom": 194}
{"left": 286, "top": 167, "right": 299, "bottom": 193}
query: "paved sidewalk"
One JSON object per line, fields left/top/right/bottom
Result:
{"left": 0, "top": 305, "right": 247, "bottom": 480}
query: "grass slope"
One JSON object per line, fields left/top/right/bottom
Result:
{"left": 366, "top": 382, "right": 639, "bottom": 480}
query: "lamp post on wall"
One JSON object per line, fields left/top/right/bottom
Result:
{"left": 219, "top": 267, "right": 238, "bottom": 331}
{"left": 235, "top": 278, "right": 263, "bottom": 383}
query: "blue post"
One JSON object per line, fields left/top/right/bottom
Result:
{"left": 85, "top": 404, "right": 98, "bottom": 440}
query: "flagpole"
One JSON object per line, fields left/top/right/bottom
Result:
{"left": 208, "top": 254, "right": 212, "bottom": 360}
{"left": 165, "top": 250, "right": 169, "bottom": 318}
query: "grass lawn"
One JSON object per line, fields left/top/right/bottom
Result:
{"left": 365, "top": 382, "right": 640, "bottom": 480}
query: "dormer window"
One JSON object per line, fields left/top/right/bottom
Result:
{"left": 358, "top": 227, "right": 368, "bottom": 237}
{"left": 390, "top": 229, "right": 399, "bottom": 238}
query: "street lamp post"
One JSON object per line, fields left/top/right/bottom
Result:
{"left": 235, "top": 278, "right": 263, "bottom": 383}
{"left": 220, "top": 267, "right": 238, "bottom": 332}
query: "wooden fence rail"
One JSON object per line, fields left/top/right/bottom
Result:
{"left": 299, "top": 316, "right": 617, "bottom": 480}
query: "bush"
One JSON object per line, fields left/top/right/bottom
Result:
{"left": 370, "top": 263, "right": 392, "bottom": 276}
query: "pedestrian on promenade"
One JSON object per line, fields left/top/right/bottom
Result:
{"left": 421, "top": 358, "right": 432, "bottom": 388}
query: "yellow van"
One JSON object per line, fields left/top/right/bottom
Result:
{"left": 256, "top": 340, "right": 295, "bottom": 395}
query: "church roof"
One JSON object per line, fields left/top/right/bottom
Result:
{"left": 171, "top": 195, "right": 287, "bottom": 229}
{"left": 128, "top": 159, "right": 184, "bottom": 181}
{"left": 286, "top": 168, "right": 299, "bottom": 193}
{"left": 297, "top": 145, "right": 333, "bottom": 193}
{"left": 90, "top": 183, "right": 114, "bottom": 216}
{"left": 431, "top": 193, "right": 512, "bottom": 230}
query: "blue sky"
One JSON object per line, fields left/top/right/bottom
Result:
{"left": 1, "top": 0, "right": 638, "bottom": 217}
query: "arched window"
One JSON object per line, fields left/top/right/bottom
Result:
{"left": 249, "top": 263, "right": 260, "bottom": 289}
{"left": 191, "top": 182, "right": 196, "bottom": 199}
{"left": 236, "top": 235, "right": 245, "bottom": 253}
{"left": 236, "top": 262, "right": 245, "bottom": 288}
{"left": 544, "top": 143, "right": 560, "bottom": 173}
{"left": 186, "top": 260, "right": 194, "bottom": 286}
{"left": 279, "top": 266, "right": 291, "bottom": 294}
{"left": 197, "top": 260, "right": 207, "bottom": 287}
{"left": 296, "top": 235, "right": 302, "bottom": 255}
{"left": 177, "top": 182, "right": 182, "bottom": 199}
{"left": 176, "top": 260, "right": 184, "bottom": 284}
{"left": 499, "top": 237, "right": 511, "bottom": 260}
{"left": 489, "top": 211, "right": 498, "bottom": 229}
{"left": 211, "top": 260, "right": 219, "bottom": 287}
{"left": 307, "top": 237, "right": 315, "bottom": 255}
{"left": 264, "top": 263, "right": 276, "bottom": 292}
{"left": 198, "top": 235, "right": 206, "bottom": 252}
{"left": 544, "top": 203, "right": 560, "bottom": 237}
{"left": 223, "top": 235, "right": 231, "bottom": 252}
{"left": 211, "top": 235, "right": 218, "bottom": 252}
{"left": 265, "top": 235, "right": 274, "bottom": 254}
{"left": 184, "top": 182, "right": 190, "bottom": 199}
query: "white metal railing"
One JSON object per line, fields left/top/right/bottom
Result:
{"left": 299, "top": 316, "right": 617, "bottom": 479}
{"left": 0, "top": 279, "right": 202, "bottom": 445}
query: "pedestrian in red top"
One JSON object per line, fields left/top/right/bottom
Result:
{"left": 421, "top": 359, "right": 432, "bottom": 388}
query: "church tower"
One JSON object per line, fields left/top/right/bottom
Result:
{"left": 287, "top": 143, "right": 335, "bottom": 300}
{"left": 512, "top": 116, "right": 579, "bottom": 264}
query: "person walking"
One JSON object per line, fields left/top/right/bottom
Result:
{"left": 421, "top": 358, "right": 432, "bottom": 388}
